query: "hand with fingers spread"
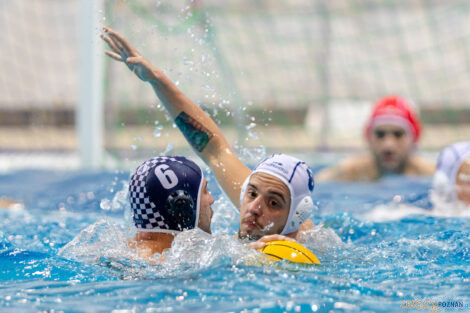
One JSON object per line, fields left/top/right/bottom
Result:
{"left": 246, "top": 234, "right": 295, "bottom": 250}
{"left": 101, "top": 26, "right": 158, "bottom": 82}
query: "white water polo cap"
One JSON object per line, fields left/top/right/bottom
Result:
{"left": 433, "top": 142, "right": 470, "bottom": 202}
{"left": 129, "top": 156, "right": 203, "bottom": 233}
{"left": 240, "top": 154, "right": 315, "bottom": 235}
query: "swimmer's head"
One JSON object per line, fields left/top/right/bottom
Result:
{"left": 365, "top": 96, "right": 421, "bottom": 142}
{"left": 129, "top": 156, "right": 214, "bottom": 234}
{"left": 433, "top": 142, "right": 470, "bottom": 205}
{"left": 238, "top": 154, "right": 315, "bottom": 240}
{"left": 365, "top": 96, "right": 420, "bottom": 173}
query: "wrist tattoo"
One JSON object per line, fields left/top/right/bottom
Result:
{"left": 175, "top": 112, "right": 213, "bottom": 152}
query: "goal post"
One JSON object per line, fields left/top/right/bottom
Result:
{"left": 77, "top": 0, "right": 104, "bottom": 169}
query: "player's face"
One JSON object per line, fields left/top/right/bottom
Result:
{"left": 198, "top": 179, "right": 214, "bottom": 234}
{"left": 369, "top": 124, "right": 414, "bottom": 174}
{"left": 239, "top": 173, "right": 291, "bottom": 240}
{"left": 455, "top": 157, "right": 470, "bottom": 205}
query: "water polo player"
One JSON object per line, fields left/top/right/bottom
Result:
{"left": 317, "top": 96, "right": 435, "bottom": 181}
{"left": 102, "top": 27, "right": 316, "bottom": 241}
{"left": 432, "top": 142, "right": 470, "bottom": 205}
{"left": 128, "top": 156, "right": 214, "bottom": 259}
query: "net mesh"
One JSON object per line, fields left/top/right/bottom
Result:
{"left": 1, "top": 0, "right": 470, "bottom": 167}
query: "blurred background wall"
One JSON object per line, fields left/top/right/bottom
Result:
{"left": 1, "top": 0, "right": 470, "bottom": 168}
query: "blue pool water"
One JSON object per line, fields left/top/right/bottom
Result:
{"left": 0, "top": 168, "right": 469, "bottom": 313}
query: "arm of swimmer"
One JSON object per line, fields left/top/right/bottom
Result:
{"left": 407, "top": 155, "right": 436, "bottom": 176}
{"left": 101, "top": 27, "right": 251, "bottom": 208}
{"left": 149, "top": 75, "right": 251, "bottom": 207}
{"left": 316, "top": 163, "right": 359, "bottom": 182}
{"left": 315, "top": 166, "right": 342, "bottom": 182}
{"left": 316, "top": 155, "right": 377, "bottom": 182}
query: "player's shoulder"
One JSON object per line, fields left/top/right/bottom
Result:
{"left": 407, "top": 155, "right": 436, "bottom": 175}
{"left": 317, "top": 154, "right": 376, "bottom": 182}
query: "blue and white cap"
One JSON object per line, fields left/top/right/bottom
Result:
{"left": 240, "top": 154, "right": 315, "bottom": 235}
{"left": 433, "top": 142, "right": 470, "bottom": 201}
{"left": 129, "top": 156, "right": 203, "bottom": 233}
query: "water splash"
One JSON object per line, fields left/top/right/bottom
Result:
{"left": 297, "top": 224, "right": 344, "bottom": 254}
{"left": 430, "top": 189, "right": 470, "bottom": 217}
{"left": 362, "top": 200, "right": 470, "bottom": 222}
{"left": 99, "top": 182, "right": 128, "bottom": 212}
{"left": 360, "top": 204, "right": 430, "bottom": 222}
{"left": 58, "top": 219, "right": 136, "bottom": 265}
{"left": 58, "top": 220, "right": 267, "bottom": 279}
{"left": 260, "top": 222, "right": 274, "bottom": 232}
{"left": 162, "top": 142, "right": 175, "bottom": 155}
{"left": 233, "top": 140, "right": 266, "bottom": 165}
{"left": 0, "top": 231, "right": 12, "bottom": 253}
{"left": 210, "top": 196, "right": 239, "bottom": 236}
{"left": 161, "top": 230, "right": 264, "bottom": 274}
{"left": 154, "top": 125, "right": 164, "bottom": 137}
{"left": 99, "top": 199, "right": 111, "bottom": 211}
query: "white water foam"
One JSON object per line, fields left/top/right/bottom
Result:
{"left": 296, "top": 224, "right": 344, "bottom": 254}
{"left": 58, "top": 219, "right": 267, "bottom": 279}
{"left": 360, "top": 200, "right": 470, "bottom": 223}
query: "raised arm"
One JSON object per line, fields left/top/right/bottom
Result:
{"left": 101, "top": 27, "right": 251, "bottom": 207}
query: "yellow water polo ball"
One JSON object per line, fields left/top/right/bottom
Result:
{"left": 258, "top": 240, "right": 320, "bottom": 264}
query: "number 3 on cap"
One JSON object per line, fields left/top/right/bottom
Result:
{"left": 154, "top": 164, "right": 178, "bottom": 189}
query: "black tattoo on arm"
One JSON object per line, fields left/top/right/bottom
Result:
{"left": 175, "top": 112, "right": 214, "bottom": 152}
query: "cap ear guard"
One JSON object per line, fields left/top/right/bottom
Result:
{"left": 165, "top": 190, "right": 196, "bottom": 229}
{"left": 281, "top": 196, "right": 314, "bottom": 235}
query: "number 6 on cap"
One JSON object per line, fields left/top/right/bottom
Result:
{"left": 155, "top": 164, "right": 178, "bottom": 189}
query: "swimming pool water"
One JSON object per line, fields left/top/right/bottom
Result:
{"left": 0, "top": 169, "right": 469, "bottom": 313}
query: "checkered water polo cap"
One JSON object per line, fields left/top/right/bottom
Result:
{"left": 433, "top": 142, "right": 470, "bottom": 201}
{"left": 365, "top": 96, "right": 421, "bottom": 142}
{"left": 129, "top": 156, "right": 203, "bottom": 233}
{"left": 240, "top": 154, "right": 315, "bottom": 235}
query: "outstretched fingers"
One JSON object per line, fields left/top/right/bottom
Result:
{"left": 101, "top": 36, "right": 124, "bottom": 62}
{"left": 104, "top": 50, "right": 124, "bottom": 62}
{"left": 101, "top": 27, "right": 152, "bottom": 82}
{"left": 101, "top": 34, "right": 119, "bottom": 53}
{"left": 125, "top": 56, "right": 142, "bottom": 65}
{"left": 103, "top": 27, "right": 135, "bottom": 56}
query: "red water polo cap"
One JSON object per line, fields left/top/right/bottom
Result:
{"left": 365, "top": 95, "right": 421, "bottom": 142}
